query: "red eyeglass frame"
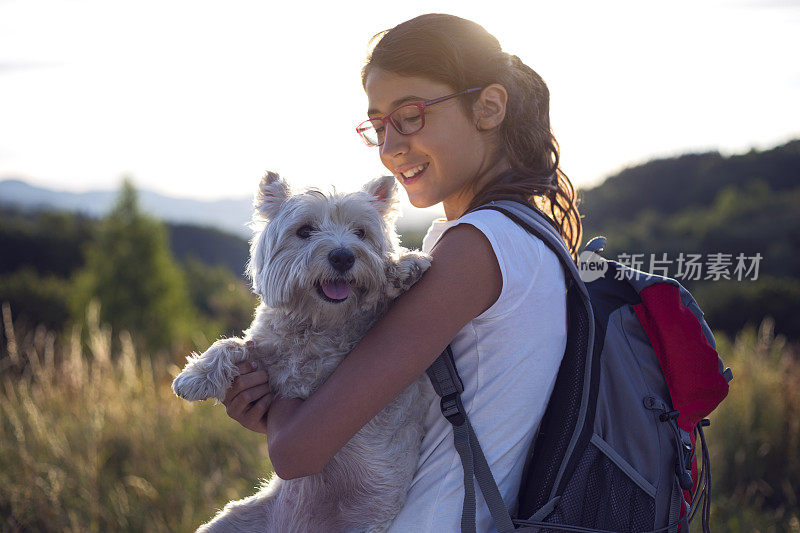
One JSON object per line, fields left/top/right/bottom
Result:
{"left": 356, "top": 87, "right": 484, "bottom": 147}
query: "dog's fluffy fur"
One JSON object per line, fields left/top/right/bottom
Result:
{"left": 172, "top": 172, "right": 432, "bottom": 532}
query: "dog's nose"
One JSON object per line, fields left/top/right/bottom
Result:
{"left": 328, "top": 248, "right": 355, "bottom": 273}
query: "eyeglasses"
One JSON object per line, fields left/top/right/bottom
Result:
{"left": 356, "top": 87, "right": 483, "bottom": 147}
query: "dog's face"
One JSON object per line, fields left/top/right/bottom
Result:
{"left": 248, "top": 172, "right": 401, "bottom": 323}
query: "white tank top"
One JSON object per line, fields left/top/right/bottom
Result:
{"left": 388, "top": 208, "right": 568, "bottom": 532}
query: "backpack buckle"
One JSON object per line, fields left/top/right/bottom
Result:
{"left": 441, "top": 392, "right": 466, "bottom": 426}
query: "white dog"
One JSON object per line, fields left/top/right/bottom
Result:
{"left": 172, "top": 172, "right": 431, "bottom": 532}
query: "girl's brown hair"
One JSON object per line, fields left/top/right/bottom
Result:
{"left": 362, "top": 13, "right": 582, "bottom": 260}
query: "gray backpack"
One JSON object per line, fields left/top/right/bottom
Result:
{"left": 426, "top": 200, "right": 732, "bottom": 532}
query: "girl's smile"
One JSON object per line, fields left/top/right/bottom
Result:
{"left": 395, "top": 162, "right": 428, "bottom": 185}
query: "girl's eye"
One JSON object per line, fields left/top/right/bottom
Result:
{"left": 296, "top": 225, "right": 314, "bottom": 239}
{"left": 354, "top": 228, "right": 366, "bottom": 239}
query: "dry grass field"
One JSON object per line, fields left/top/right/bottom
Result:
{"left": 1, "top": 303, "right": 798, "bottom": 532}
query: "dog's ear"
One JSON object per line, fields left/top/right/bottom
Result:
{"left": 254, "top": 171, "right": 290, "bottom": 220}
{"left": 362, "top": 175, "right": 399, "bottom": 218}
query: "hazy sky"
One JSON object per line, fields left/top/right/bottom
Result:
{"left": 1, "top": 0, "right": 798, "bottom": 215}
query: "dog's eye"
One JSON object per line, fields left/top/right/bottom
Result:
{"left": 354, "top": 228, "right": 366, "bottom": 239}
{"left": 296, "top": 225, "right": 314, "bottom": 239}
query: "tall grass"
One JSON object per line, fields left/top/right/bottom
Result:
{"left": 0, "top": 303, "right": 271, "bottom": 532}
{"left": 2, "top": 302, "right": 799, "bottom": 531}
{"left": 705, "top": 318, "right": 800, "bottom": 532}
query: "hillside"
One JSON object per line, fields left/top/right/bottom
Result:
{"left": 2, "top": 139, "right": 798, "bottom": 339}
{"left": 0, "top": 203, "right": 255, "bottom": 337}
{"left": 579, "top": 139, "right": 800, "bottom": 229}
{"left": 0, "top": 205, "right": 250, "bottom": 280}
{"left": 578, "top": 139, "right": 800, "bottom": 339}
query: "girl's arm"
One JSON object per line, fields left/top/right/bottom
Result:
{"left": 265, "top": 223, "right": 502, "bottom": 479}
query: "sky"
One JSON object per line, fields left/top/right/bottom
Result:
{"left": 1, "top": 0, "right": 798, "bottom": 216}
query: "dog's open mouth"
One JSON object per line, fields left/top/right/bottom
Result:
{"left": 316, "top": 280, "right": 351, "bottom": 303}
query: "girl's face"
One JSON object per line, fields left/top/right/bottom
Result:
{"left": 364, "top": 68, "right": 504, "bottom": 220}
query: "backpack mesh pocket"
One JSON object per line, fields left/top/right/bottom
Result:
{"left": 538, "top": 437, "right": 656, "bottom": 532}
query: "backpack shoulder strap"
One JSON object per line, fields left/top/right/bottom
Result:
{"left": 426, "top": 347, "right": 516, "bottom": 533}
{"left": 472, "top": 200, "right": 598, "bottom": 512}
{"left": 426, "top": 200, "right": 596, "bottom": 528}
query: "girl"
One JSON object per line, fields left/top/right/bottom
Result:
{"left": 222, "top": 13, "right": 582, "bottom": 532}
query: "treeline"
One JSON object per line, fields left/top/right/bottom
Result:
{"left": 2, "top": 139, "right": 799, "bottom": 347}
{"left": 0, "top": 180, "right": 256, "bottom": 354}
{"left": 579, "top": 139, "right": 800, "bottom": 340}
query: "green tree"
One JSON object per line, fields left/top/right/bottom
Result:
{"left": 71, "top": 179, "right": 196, "bottom": 352}
{"left": 181, "top": 256, "right": 258, "bottom": 341}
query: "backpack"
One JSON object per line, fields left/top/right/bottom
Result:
{"left": 425, "top": 200, "right": 733, "bottom": 533}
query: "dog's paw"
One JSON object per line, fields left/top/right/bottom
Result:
{"left": 172, "top": 338, "right": 248, "bottom": 402}
{"left": 172, "top": 365, "right": 220, "bottom": 402}
{"left": 386, "top": 250, "right": 431, "bottom": 297}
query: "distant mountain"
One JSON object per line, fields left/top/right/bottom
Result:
{"left": 0, "top": 178, "right": 442, "bottom": 238}
{"left": 0, "top": 178, "right": 254, "bottom": 237}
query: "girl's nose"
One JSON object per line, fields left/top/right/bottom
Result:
{"left": 380, "top": 124, "right": 408, "bottom": 158}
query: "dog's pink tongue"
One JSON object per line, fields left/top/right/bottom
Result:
{"left": 321, "top": 280, "right": 349, "bottom": 300}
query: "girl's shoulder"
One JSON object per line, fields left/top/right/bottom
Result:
{"left": 423, "top": 208, "right": 542, "bottom": 256}
{"left": 433, "top": 208, "right": 563, "bottom": 321}
{"left": 429, "top": 208, "right": 545, "bottom": 271}
{"left": 459, "top": 208, "right": 545, "bottom": 251}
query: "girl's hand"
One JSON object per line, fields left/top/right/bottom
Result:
{"left": 222, "top": 360, "right": 273, "bottom": 434}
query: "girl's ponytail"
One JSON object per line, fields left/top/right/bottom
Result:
{"left": 469, "top": 53, "right": 582, "bottom": 261}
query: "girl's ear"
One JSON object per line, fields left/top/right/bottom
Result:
{"left": 254, "top": 171, "right": 290, "bottom": 220}
{"left": 362, "top": 175, "right": 399, "bottom": 217}
{"left": 474, "top": 84, "right": 508, "bottom": 131}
